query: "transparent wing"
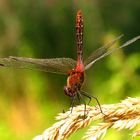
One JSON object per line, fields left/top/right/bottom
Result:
{"left": 0, "top": 56, "right": 76, "bottom": 75}
{"left": 84, "top": 35, "right": 140, "bottom": 70}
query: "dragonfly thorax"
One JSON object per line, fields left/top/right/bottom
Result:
{"left": 64, "top": 69, "right": 84, "bottom": 97}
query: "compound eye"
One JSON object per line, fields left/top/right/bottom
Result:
{"left": 64, "top": 86, "right": 69, "bottom": 95}
{"left": 64, "top": 86, "right": 72, "bottom": 97}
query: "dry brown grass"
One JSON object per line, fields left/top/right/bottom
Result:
{"left": 33, "top": 97, "right": 140, "bottom": 140}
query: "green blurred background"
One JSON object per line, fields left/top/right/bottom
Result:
{"left": 0, "top": 0, "right": 140, "bottom": 140}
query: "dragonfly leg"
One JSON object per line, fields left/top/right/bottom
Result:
{"left": 81, "top": 91, "right": 105, "bottom": 115}
{"left": 77, "top": 92, "right": 87, "bottom": 117}
{"left": 77, "top": 93, "right": 81, "bottom": 105}
{"left": 70, "top": 96, "right": 76, "bottom": 114}
{"left": 80, "top": 92, "right": 91, "bottom": 105}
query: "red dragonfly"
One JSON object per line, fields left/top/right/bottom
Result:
{"left": 0, "top": 10, "right": 140, "bottom": 114}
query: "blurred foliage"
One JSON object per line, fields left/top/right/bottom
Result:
{"left": 0, "top": 0, "right": 140, "bottom": 140}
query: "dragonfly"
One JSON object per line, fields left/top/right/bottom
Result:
{"left": 0, "top": 10, "right": 140, "bottom": 114}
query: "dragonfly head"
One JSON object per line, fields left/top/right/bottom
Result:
{"left": 64, "top": 86, "right": 74, "bottom": 97}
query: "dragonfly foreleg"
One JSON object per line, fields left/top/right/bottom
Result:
{"left": 77, "top": 92, "right": 87, "bottom": 117}
{"left": 77, "top": 93, "right": 81, "bottom": 105}
{"left": 70, "top": 96, "right": 76, "bottom": 114}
